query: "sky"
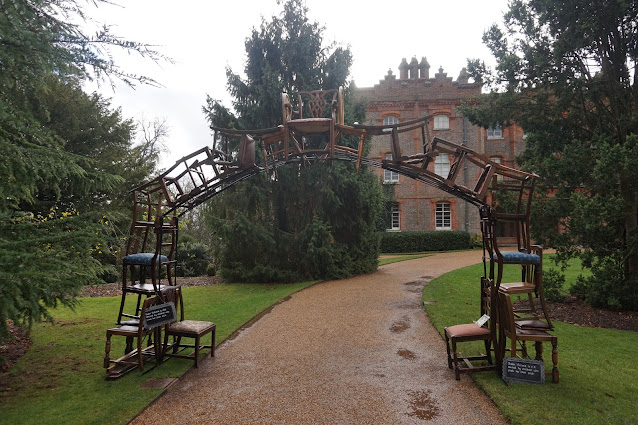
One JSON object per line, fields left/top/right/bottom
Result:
{"left": 85, "top": 0, "right": 511, "bottom": 167}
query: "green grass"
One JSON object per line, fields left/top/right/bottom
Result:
{"left": 378, "top": 253, "right": 429, "bottom": 266}
{"left": 423, "top": 261, "right": 638, "bottom": 425}
{"left": 0, "top": 281, "right": 317, "bottom": 425}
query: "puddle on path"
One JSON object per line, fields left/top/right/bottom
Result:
{"left": 403, "top": 279, "right": 426, "bottom": 286}
{"left": 407, "top": 389, "right": 440, "bottom": 420}
{"left": 397, "top": 349, "right": 416, "bottom": 360}
{"left": 390, "top": 317, "right": 410, "bottom": 333}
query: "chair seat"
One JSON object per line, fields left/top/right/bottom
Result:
{"left": 126, "top": 283, "right": 170, "bottom": 294}
{"left": 106, "top": 325, "right": 139, "bottom": 335}
{"left": 287, "top": 118, "right": 333, "bottom": 134}
{"left": 123, "top": 253, "right": 170, "bottom": 265}
{"left": 445, "top": 323, "right": 491, "bottom": 338}
{"left": 168, "top": 320, "right": 215, "bottom": 336}
{"left": 499, "top": 281, "right": 536, "bottom": 293}
{"left": 516, "top": 319, "right": 553, "bottom": 331}
{"left": 494, "top": 251, "right": 541, "bottom": 264}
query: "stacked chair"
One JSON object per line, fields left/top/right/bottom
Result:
{"left": 116, "top": 186, "right": 178, "bottom": 326}
{"left": 443, "top": 159, "right": 559, "bottom": 383}
{"left": 482, "top": 168, "right": 559, "bottom": 383}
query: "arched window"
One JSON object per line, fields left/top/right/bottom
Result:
{"left": 435, "top": 203, "right": 451, "bottom": 230}
{"left": 435, "top": 154, "right": 450, "bottom": 177}
{"left": 433, "top": 115, "right": 449, "bottom": 130}
{"left": 383, "top": 115, "right": 399, "bottom": 126}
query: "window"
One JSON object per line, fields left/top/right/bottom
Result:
{"left": 383, "top": 115, "right": 399, "bottom": 126}
{"left": 435, "top": 203, "right": 451, "bottom": 230}
{"left": 433, "top": 115, "right": 449, "bottom": 130}
{"left": 389, "top": 203, "right": 400, "bottom": 230}
{"left": 384, "top": 154, "right": 399, "bottom": 182}
{"left": 487, "top": 124, "right": 502, "bottom": 139}
{"left": 434, "top": 154, "right": 450, "bottom": 178}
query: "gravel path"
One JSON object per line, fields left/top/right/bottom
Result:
{"left": 132, "top": 251, "right": 506, "bottom": 424}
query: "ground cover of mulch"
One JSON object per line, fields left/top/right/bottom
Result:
{"left": 2, "top": 276, "right": 637, "bottom": 374}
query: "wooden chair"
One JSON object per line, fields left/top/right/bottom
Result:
{"left": 117, "top": 191, "right": 177, "bottom": 325}
{"left": 104, "top": 295, "right": 164, "bottom": 378}
{"left": 281, "top": 88, "right": 343, "bottom": 160}
{"left": 498, "top": 291, "right": 559, "bottom": 383}
{"left": 486, "top": 175, "right": 553, "bottom": 330}
{"left": 444, "top": 278, "right": 496, "bottom": 380}
{"left": 163, "top": 286, "right": 216, "bottom": 368}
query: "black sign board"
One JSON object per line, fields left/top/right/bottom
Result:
{"left": 144, "top": 302, "right": 177, "bottom": 330}
{"left": 502, "top": 357, "right": 545, "bottom": 385}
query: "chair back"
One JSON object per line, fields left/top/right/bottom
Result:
{"left": 497, "top": 291, "right": 517, "bottom": 336}
{"left": 161, "top": 286, "right": 185, "bottom": 322}
{"left": 295, "top": 89, "right": 338, "bottom": 120}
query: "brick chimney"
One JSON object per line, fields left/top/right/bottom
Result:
{"left": 399, "top": 58, "right": 409, "bottom": 80}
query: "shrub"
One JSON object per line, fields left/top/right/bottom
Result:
{"left": 206, "top": 263, "right": 216, "bottom": 276}
{"left": 379, "top": 231, "right": 471, "bottom": 253}
{"left": 542, "top": 269, "right": 566, "bottom": 302}
{"left": 176, "top": 241, "right": 212, "bottom": 277}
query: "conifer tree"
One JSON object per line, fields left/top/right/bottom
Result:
{"left": 203, "top": 0, "right": 383, "bottom": 282}
{"left": 0, "top": 0, "right": 166, "bottom": 343}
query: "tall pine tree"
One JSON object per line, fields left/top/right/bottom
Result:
{"left": 203, "top": 0, "right": 383, "bottom": 282}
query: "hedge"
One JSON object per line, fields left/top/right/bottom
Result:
{"left": 380, "top": 230, "right": 471, "bottom": 253}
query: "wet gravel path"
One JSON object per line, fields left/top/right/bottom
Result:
{"left": 132, "top": 251, "right": 506, "bottom": 424}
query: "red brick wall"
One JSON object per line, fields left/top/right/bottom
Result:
{"left": 356, "top": 59, "right": 526, "bottom": 235}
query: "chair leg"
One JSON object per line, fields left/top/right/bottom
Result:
{"left": 444, "top": 331, "right": 453, "bottom": 369}
{"left": 125, "top": 336, "right": 134, "bottom": 355}
{"left": 484, "top": 339, "right": 493, "bottom": 365}
{"left": 551, "top": 338, "right": 559, "bottom": 383}
{"left": 137, "top": 334, "right": 144, "bottom": 371}
{"left": 451, "top": 339, "right": 461, "bottom": 380}
{"left": 535, "top": 341, "right": 543, "bottom": 361}
{"left": 211, "top": 327, "right": 216, "bottom": 357}
{"left": 194, "top": 335, "right": 200, "bottom": 368}
{"left": 172, "top": 336, "right": 182, "bottom": 354}
{"left": 104, "top": 332, "right": 112, "bottom": 368}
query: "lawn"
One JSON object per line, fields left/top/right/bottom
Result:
{"left": 423, "top": 260, "right": 638, "bottom": 425}
{"left": 0, "top": 281, "right": 317, "bottom": 425}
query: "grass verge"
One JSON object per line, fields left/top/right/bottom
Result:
{"left": 423, "top": 261, "right": 638, "bottom": 425}
{"left": 0, "top": 281, "right": 317, "bottom": 425}
{"left": 378, "top": 253, "right": 429, "bottom": 266}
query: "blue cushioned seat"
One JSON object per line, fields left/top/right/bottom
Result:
{"left": 123, "top": 253, "right": 170, "bottom": 265}
{"left": 493, "top": 251, "right": 541, "bottom": 264}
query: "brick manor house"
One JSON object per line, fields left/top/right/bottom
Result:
{"left": 355, "top": 56, "right": 526, "bottom": 235}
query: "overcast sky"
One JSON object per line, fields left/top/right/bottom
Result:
{"left": 86, "top": 0, "right": 511, "bottom": 167}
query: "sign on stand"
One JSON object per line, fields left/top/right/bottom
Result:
{"left": 502, "top": 357, "right": 545, "bottom": 385}
{"left": 144, "top": 302, "right": 177, "bottom": 329}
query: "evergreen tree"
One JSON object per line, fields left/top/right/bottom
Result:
{"left": 0, "top": 0, "right": 166, "bottom": 343}
{"left": 463, "top": 0, "right": 638, "bottom": 309}
{"left": 203, "top": 0, "right": 383, "bottom": 282}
